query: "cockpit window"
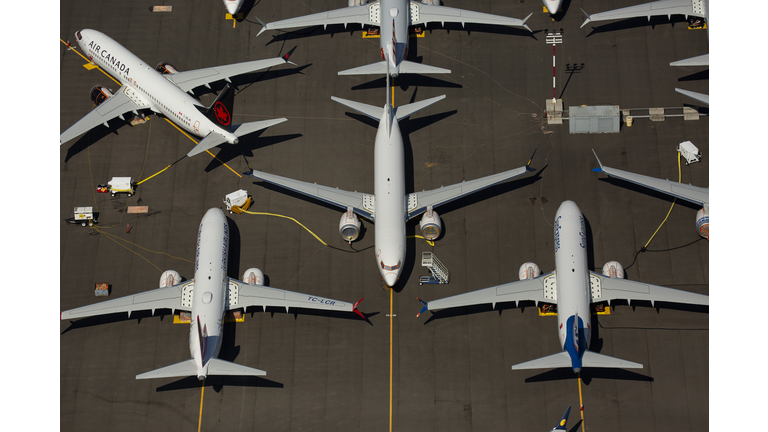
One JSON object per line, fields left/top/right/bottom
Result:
{"left": 76, "top": 31, "right": 82, "bottom": 41}
{"left": 380, "top": 261, "right": 401, "bottom": 271}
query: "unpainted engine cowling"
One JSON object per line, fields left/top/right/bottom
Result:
{"left": 159, "top": 270, "right": 181, "bottom": 288}
{"left": 518, "top": 262, "right": 541, "bottom": 280}
{"left": 339, "top": 210, "right": 361, "bottom": 243}
{"left": 602, "top": 261, "right": 625, "bottom": 279}
{"left": 155, "top": 62, "right": 179, "bottom": 75}
{"left": 696, "top": 206, "right": 709, "bottom": 239}
{"left": 419, "top": 208, "right": 442, "bottom": 240}
{"left": 90, "top": 85, "right": 113, "bottom": 106}
{"left": 242, "top": 268, "right": 265, "bottom": 286}
{"left": 421, "top": 0, "right": 440, "bottom": 4}
{"left": 348, "top": 0, "right": 364, "bottom": 6}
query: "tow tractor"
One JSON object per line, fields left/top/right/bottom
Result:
{"left": 97, "top": 177, "right": 135, "bottom": 197}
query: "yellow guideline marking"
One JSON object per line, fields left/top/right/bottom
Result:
{"left": 389, "top": 288, "right": 393, "bottom": 432}
{"left": 161, "top": 118, "right": 242, "bottom": 178}
{"left": 198, "top": 380, "right": 205, "bottom": 432}
{"left": 578, "top": 373, "right": 585, "bottom": 431}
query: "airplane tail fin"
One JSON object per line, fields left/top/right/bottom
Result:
{"left": 551, "top": 407, "right": 571, "bottom": 431}
{"left": 197, "top": 83, "right": 236, "bottom": 132}
{"left": 186, "top": 118, "right": 288, "bottom": 157}
{"left": 338, "top": 60, "right": 450, "bottom": 76}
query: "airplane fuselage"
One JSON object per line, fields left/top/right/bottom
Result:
{"left": 374, "top": 106, "right": 407, "bottom": 286}
{"left": 378, "top": 0, "right": 410, "bottom": 75}
{"left": 73, "top": 29, "right": 238, "bottom": 145}
{"left": 189, "top": 207, "right": 230, "bottom": 380}
{"left": 553, "top": 200, "right": 591, "bottom": 372}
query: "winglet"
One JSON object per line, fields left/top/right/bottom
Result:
{"left": 353, "top": 297, "right": 365, "bottom": 319}
{"left": 580, "top": 9, "right": 592, "bottom": 28}
{"left": 591, "top": 149, "right": 604, "bottom": 172}
{"left": 521, "top": 12, "right": 533, "bottom": 32}
{"left": 282, "top": 46, "right": 297, "bottom": 65}
{"left": 552, "top": 406, "right": 571, "bottom": 431}
{"left": 416, "top": 297, "right": 429, "bottom": 318}
{"left": 526, "top": 148, "right": 538, "bottom": 172}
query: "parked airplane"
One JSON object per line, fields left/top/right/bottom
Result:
{"left": 591, "top": 150, "right": 709, "bottom": 239}
{"left": 61, "top": 29, "right": 295, "bottom": 157}
{"left": 246, "top": 66, "right": 535, "bottom": 287}
{"left": 543, "top": 0, "right": 563, "bottom": 15}
{"left": 60, "top": 207, "right": 365, "bottom": 381}
{"left": 550, "top": 407, "right": 571, "bottom": 432}
{"left": 223, "top": 0, "right": 243, "bottom": 15}
{"left": 257, "top": 0, "right": 532, "bottom": 76}
{"left": 416, "top": 200, "right": 708, "bottom": 372}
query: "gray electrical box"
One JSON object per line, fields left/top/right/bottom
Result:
{"left": 569, "top": 105, "right": 620, "bottom": 134}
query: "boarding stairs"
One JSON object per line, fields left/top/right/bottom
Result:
{"left": 419, "top": 252, "right": 450, "bottom": 285}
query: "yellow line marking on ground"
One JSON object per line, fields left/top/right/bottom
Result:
{"left": 578, "top": 373, "right": 585, "bottom": 431}
{"left": 161, "top": 118, "right": 242, "bottom": 178}
{"left": 389, "top": 287, "right": 393, "bottom": 432}
{"left": 198, "top": 380, "right": 205, "bottom": 432}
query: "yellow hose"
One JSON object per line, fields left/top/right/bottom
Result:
{"left": 641, "top": 152, "right": 682, "bottom": 251}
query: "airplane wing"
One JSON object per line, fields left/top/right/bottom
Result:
{"left": 60, "top": 85, "right": 151, "bottom": 145}
{"left": 61, "top": 280, "right": 193, "bottom": 320}
{"left": 227, "top": 278, "right": 364, "bottom": 317}
{"left": 417, "top": 271, "right": 555, "bottom": 316}
{"left": 257, "top": 3, "right": 377, "bottom": 36}
{"left": 245, "top": 169, "right": 375, "bottom": 221}
{"left": 407, "top": 156, "right": 535, "bottom": 220}
{"left": 590, "top": 272, "right": 708, "bottom": 306}
{"left": 592, "top": 150, "right": 708, "bottom": 206}
{"left": 580, "top": 0, "right": 705, "bottom": 28}
{"left": 410, "top": 2, "right": 532, "bottom": 31}
{"left": 166, "top": 49, "right": 296, "bottom": 94}
{"left": 675, "top": 88, "right": 709, "bottom": 105}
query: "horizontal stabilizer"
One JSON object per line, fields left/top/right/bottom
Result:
{"left": 675, "top": 88, "right": 709, "bottom": 105}
{"left": 511, "top": 351, "right": 572, "bottom": 370}
{"left": 581, "top": 350, "right": 642, "bottom": 369}
{"left": 206, "top": 358, "right": 267, "bottom": 376}
{"left": 186, "top": 118, "right": 287, "bottom": 157}
{"left": 136, "top": 358, "right": 198, "bottom": 380}
{"left": 331, "top": 96, "right": 384, "bottom": 122}
{"left": 670, "top": 53, "right": 709, "bottom": 67}
{"left": 394, "top": 95, "right": 446, "bottom": 121}
{"left": 338, "top": 60, "right": 450, "bottom": 76}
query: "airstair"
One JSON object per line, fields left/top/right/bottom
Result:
{"left": 419, "top": 252, "right": 450, "bottom": 285}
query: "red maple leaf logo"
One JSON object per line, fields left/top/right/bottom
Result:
{"left": 213, "top": 101, "right": 231, "bottom": 126}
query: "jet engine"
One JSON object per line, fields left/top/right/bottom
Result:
{"left": 602, "top": 261, "right": 625, "bottom": 279}
{"left": 90, "top": 85, "right": 113, "bottom": 106}
{"left": 419, "top": 208, "right": 442, "bottom": 240}
{"left": 348, "top": 0, "right": 365, "bottom": 6}
{"left": 155, "top": 62, "right": 179, "bottom": 75}
{"left": 421, "top": 0, "right": 440, "bottom": 4}
{"left": 242, "top": 268, "right": 265, "bottom": 286}
{"left": 696, "top": 206, "right": 709, "bottom": 239}
{"left": 159, "top": 270, "right": 181, "bottom": 288}
{"left": 518, "top": 262, "right": 541, "bottom": 280}
{"left": 339, "top": 210, "right": 361, "bottom": 243}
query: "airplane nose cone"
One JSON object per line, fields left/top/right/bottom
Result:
{"left": 226, "top": 3, "right": 239, "bottom": 15}
{"left": 383, "top": 273, "right": 398, "bottom": 287}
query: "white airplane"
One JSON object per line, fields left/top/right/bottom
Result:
{"left": 256, "top": 0, "right": 532, "bottom": 76}
{"left": 591, "top": 149, "right": 709, "bottom": 239}
{"left": 61, "top": 207, "right": 365, "bottom": 381}
{"left": 246, "top": 66, "right": 535, "bottom": 287}
{"left": 416, "top": 200, "right": 708, "bottom": 372}
{"left": 543, "top": 0, "right": 563, "bottom": 15}
{"left": 223, "top": 0, "right": 243, "bottom": 15}
{"left": 580, "top": 0, "right": 709, "bottom": 66}
{"left": 61, "top": 29, "right": 296, "bottom": 157}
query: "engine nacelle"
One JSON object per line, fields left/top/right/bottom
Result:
{"left": 159, "top": 270, "right": 181, "bottom": 288}
{"left": 696, "top": 206, "right": 709, "bottom": 239}
{"left": 155, "top": 61, "right": 178, "bottom": 75}
{"left": 90, "top": 85, "right": 113, "bottom": 107}
{"left": 419, "top": 208, "right": 442, "bottom": 240}
{"left": 421, "top": 0, "right": 440, "bottom": 4}
{"left": 339, "top": 210, "right": 361, "bottom": 243}
{"left": 242, "top": 268, "right": 265, "bottom": 286}
{"left": 602, "top": 261, "right": 625, "bottom": 279}
{"left": 348, "top": 0, "right": 364, "bottom": 6}
{"left": 518, "top": 262, "right": 541, "bottom": 280}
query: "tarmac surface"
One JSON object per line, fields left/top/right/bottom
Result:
{"left": 60, "top": 0, "right": 709, "bottom": 430}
